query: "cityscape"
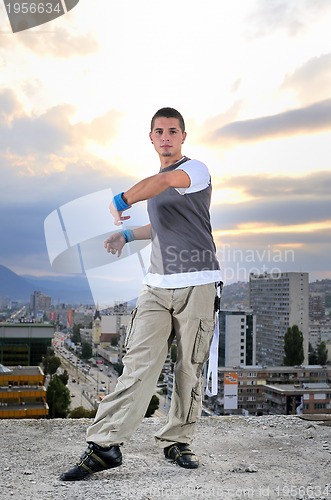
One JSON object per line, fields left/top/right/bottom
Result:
{"left": 1, "top": 266, "right": 330, "bottom": 420}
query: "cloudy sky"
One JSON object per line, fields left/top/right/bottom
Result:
{"left": 1, "top": 0, "right": 331, "bottom": 304}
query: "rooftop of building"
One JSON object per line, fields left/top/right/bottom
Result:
{"left": 0, "top": 365, "right": 43, "bottom": 376}
{"left": 1, "top": 414, "right": 330, "bottom": 500}
{"left": 265, "top": 382, "right": 331, "bottom": 393}
{"left": 218, "top": 364, "right": 331, "bottom": 373}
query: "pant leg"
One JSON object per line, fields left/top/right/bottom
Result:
{"left": 155, "top": 283, "right": 216, "bottom": 448}
{"left": 86, "top": 286, "right": 173, "bottom": 447}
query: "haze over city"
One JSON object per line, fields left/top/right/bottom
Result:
{"left": 1, "top": 1, "right": 331, "bottom": 305}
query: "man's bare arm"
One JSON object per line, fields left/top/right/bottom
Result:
{"left": 123, "top": 170, "right": 190, "bottom": 206}
{"left": 104, "top": 224, "right": 151, "bottom": 257}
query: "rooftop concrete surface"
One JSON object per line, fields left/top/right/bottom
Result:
{"left": 1, "top": 415, "right": 330, "bottom": 500}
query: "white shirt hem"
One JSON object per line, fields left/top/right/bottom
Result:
{"left": 142, "top": 270, "right": 222, "bottom": 288}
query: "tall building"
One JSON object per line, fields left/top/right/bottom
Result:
{"left": 309, "top": 292, "right": 326, "bottom": 320}
{"left": 0, "top": 323, "right": 55, "bottom": 366}
{"left": 219, "top": 309, "right": 256, "bottom": 367}
{"left": 249, "top": 272, "right": 309, "bottom": 366}
{"left": 30, "top": 291, "right": 51, "bottom": 320}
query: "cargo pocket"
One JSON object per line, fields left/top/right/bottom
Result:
{"left": 186, "top": 387, "right": 201, "bottom": 424}
{"left": 124, "top": 307, "right": 138, "bottom": 350}
{"left": 191, "top": 318, "right": 215, "bottom": 364}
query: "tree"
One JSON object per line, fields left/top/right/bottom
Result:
{"left": 283, "top": 325, "right": 304, "bottom": 366}
{"left": 145, "top": 395, "right": 159, "bottom": 417}
{"left": 58, "top": 369, "right": 69, "bottom": 386}
{"left": 47, "top": 375, "right": 71, "bottom": 418}
{"left": 42, "top": 354, "right": 61, "bottom": 379}
{"left": 317, "top": 341, "right": 328, "bottom": 365}
{"left": 81, "top": 343, "right": 92, "bottom": 361}
{"left": 113, "top": 362, "right": 124, "bottom": 376}
{"left": 69, "top": 406, "right": 97, "bottom": 419}
{"left": 308, "top": 343, "right": 318, "bottom": 365}
{"left": 71, "top": 324, "right": 82, "bottom": 344}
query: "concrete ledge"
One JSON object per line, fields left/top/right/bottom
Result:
{"left": 1, "top": 415, "right": 331, "bottom": 499}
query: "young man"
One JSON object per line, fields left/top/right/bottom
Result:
{"left": 60, "top": 107, "right": 222, "bottom": 481}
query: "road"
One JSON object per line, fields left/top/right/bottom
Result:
{"left": 55, "top": 347, "right": 117, "bottom": 411}
{"left": 54, "top": 340, "right": 169, "bottom": 417}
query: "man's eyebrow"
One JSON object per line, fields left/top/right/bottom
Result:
{"left": 154, "top": 127, "right": 179, "bottom": 131}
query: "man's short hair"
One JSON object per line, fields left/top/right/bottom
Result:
{"left": 151, "top": 107, "right": 185, "bottom": 133}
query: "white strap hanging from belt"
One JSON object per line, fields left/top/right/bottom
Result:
{"left": 205, "top": 282, "right": 222, "bottom": 397}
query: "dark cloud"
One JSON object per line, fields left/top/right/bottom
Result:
{"left": 209, "top": 99, "right": 331, "bottom": 145}
{"left": 213, "top": 197, "right": 330, "bottom": 230}
{"left": 218, "top": 171, "right": 331, "bottom": 200}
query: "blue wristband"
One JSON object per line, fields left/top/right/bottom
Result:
{"left": 113, "top": 192, "right": 131, "bottom": 212}
{"left": 122, "top": 229, "right": 134, "bottom": 243}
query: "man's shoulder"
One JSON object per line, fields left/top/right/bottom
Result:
{"left": 177, "top": 158, "right": 208, "bottom": 171}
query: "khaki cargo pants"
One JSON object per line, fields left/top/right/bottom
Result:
{"left": 86, "top": 282, "right": 216, "bottom": 449}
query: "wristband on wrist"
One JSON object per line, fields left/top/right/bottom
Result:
{"left": 122, "top": 229, "right": 135, "bottom": 243}
{"left": 113, "top": 192, "right": 131, "bottom": 212}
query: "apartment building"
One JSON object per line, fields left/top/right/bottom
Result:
{"left": 219, "top": 309, "right": 256, "bottom": 367}
{"left": 0, "top": 364, "right": 48, "bottom": 419}
{"left": 249, "top": 272, "right": 309, "bottom": 366}
{"left": 203, "top": 365, "right": 331, "bottom": 416}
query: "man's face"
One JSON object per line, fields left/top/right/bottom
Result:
{"left": 149, "top": 117, "right": 186, "bottom": 160}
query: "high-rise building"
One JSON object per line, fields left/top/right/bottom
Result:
{"left": 219, "top": 309, "right": 256, "bottom": 367}
{"left": 249, "top": 272, "right": 309, "bottom": 366}
{"left": 30, "top": 291, "right": 51, "bottom": 319}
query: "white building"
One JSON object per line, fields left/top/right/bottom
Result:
{"left": 219, "top": 309, "right": 256, "bottom": 367}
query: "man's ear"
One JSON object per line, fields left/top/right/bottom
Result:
{"left": 182, "top": 131, "right": 187, "bottom": 144}
{"left": 149, "top": 132, "right": 153, "bottom": 143}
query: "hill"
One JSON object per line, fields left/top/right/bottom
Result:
{"left": 0, "top": 265, "right": 93, "bottom": 304}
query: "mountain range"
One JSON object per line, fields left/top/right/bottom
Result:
{"left": 0, "top": 265, "right": 94, "bottom": 304}
{"left": 1, "top": 264, "right": 330, "bottom": 308}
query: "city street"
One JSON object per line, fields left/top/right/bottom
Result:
{"left": 53, "top": 333, "right": 168, "bottom": 417}
{"left": 55, "top": 346, "right": 117, "bottom": 411}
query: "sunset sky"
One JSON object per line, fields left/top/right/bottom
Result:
{"left": 1, "top": 0, "right": 331, "bottom": 305}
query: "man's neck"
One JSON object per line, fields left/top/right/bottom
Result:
{"left": 160, "top": 154, "right": 184, "bottom": 169}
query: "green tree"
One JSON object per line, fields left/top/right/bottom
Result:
{"left": 283, "top": 325, "right": 304, "bottom": 366}
{"left": 308, "top": 343, "right": 318, "bottom": 365}
{"left": 81, "top": 342, "right": 92, "bottom": 360}
{"left": 43, "top": 354, "right": 61, "bottom": 379}
{"left": 317, "top": 341, "right": 328, "bottom": 365}
{"left": 71, "top": 323, "right": 82, "bottom": 344}
{"left": 113, "top": 362, "right": 124, "bottom": 376}
{"left": 69, "top": 406, "right": 97, "bottom": 419}
{"left": 145, "top": 395, "right": 159, "bottom": 417}
{"left": 58, "top": 369, "right": 69, "bottom": 386}
{"left": 47, "top": 375, "right": 71, "bottom": 418}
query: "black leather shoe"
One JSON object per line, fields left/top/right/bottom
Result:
{"left": 164, "top": 443, "right": 199, "bottom": 469}
{"left": 60, "top": 443, "right": 122, "bottom": 481}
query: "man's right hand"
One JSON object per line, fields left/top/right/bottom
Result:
{"left": 104, "top": 232, "right": 126, "bottom": 257}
